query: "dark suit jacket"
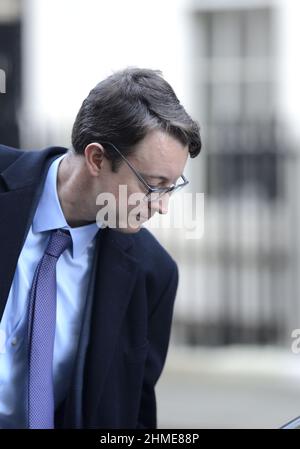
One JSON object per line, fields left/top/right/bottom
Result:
{"left": 0, "top": 144, "right": 178, "bottom": 429}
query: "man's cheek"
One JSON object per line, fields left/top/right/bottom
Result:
{"left": 127, "top": 193, "right": 145, "bottom": 213}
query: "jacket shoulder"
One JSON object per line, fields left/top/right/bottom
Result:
{"left": 0, "top": 144, "right": 24, "bottom": 171}
{"left": 0, "top": 145, "right": 68, "bottom": 186}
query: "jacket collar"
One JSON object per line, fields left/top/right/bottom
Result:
{"left": 0, "top": 146, "right": 67, "bottom": 191}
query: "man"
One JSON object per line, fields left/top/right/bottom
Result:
{"left": 0, "top": 67, "right": 201, "bottom": 428}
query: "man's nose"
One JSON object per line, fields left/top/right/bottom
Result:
{"left": 150, "top": 194, "right": 170, "bottom": 215}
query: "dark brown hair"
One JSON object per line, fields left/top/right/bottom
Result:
{"left": 71, "top": 67, "right": 202, "bottom": 171}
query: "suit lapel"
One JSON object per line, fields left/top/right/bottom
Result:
{"left": 0, "top": 147, "right": 67, "bottom": 319}
{"left": 82, "top": 228, "right": 139, "bottom": 427}
{"left": 0, "top": 187, "right": 39, "bottom": 318}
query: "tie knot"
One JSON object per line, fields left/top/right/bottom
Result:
{"left": 45, "top": 229, "right": 72, "bottom": 259}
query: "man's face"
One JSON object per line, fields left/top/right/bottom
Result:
{"left": 92, "top": 130, "right": 189, "bottom": 233}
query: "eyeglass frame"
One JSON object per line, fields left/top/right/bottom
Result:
{"left": 100, "top": 141, "right": 189, "bottom": 201}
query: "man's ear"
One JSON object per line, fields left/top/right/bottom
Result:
{"left": 84, "top": 143, "right": 105, "bottom": 176}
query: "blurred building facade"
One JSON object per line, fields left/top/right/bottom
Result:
{"left": 171, "top": 0, "right": 300, "bottom": 349}
{"left": 0, "top": 0, "right": 21, "bottom": 147}
{"left": 1, "top": 0, "right": 300, "bottom": 349}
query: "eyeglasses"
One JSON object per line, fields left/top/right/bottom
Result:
{"left": 101, "top": 141, "right": 189, "bottom": 202}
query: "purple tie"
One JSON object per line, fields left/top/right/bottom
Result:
{"left": 27, "top": 229, "right": 72, "bottom": 429}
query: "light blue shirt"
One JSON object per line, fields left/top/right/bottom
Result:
{"left": 0, "top": 154, "right": 99, "bottom": 428}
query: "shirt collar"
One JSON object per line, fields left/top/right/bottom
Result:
{"left": 32, "top": 154, "right": 99, "bottom": 258}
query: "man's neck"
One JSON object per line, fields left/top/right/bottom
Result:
{"left": 56, "top": 154, "right": 95, "bottom": 228}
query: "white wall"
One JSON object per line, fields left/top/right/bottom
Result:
{"left": 275, "top": 0, "right": 300, "bottom": 144}
{"left": 21, "top": 0, "right": 193, "bottom": 147}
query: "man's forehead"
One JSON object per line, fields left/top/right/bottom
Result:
{"left": 128, "top": 139, "right": 188, "bottom": 184}
{"left": 132, "top": 132, "right": 188, "bottom": 163}
{"left": 131, "top": 153, "right": 185, "bottom": 182}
